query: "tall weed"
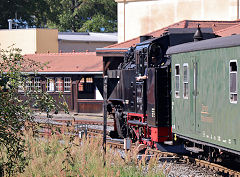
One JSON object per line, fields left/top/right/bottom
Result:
{"left": 16, "top": 129, "right": 165, "bottom": 177}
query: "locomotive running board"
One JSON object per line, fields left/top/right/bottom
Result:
{"left": 128, "top": 120, "right": 147, "bottom": 126}
{"left": 155, "top": 143, "right": 189, "bottom": 154}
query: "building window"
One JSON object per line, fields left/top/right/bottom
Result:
{"left": 230, "top": 60, "right": 237, "bottom": 103}
{"left": 18, "top": 77, "right": 41, "bottom": 93}
{"left": 175, "top": 64, "right": 180, "bottom": 98}
{"left": 64, "top": 77, "right": 71, "bottom": 92}
{"left": 18, "top": 81, "right": 24, "bottom": 93}
{"left": 78, "top": 76, "right": 95, "bottom": 99}
{"left": 34, "top": 77, "right": 41, "bottom": 92}
{"left": 78, "top": 78, "right": 84, "bottom": 91}
{"left": 85, "top": 77, "right": 93, "bottom": 92}
{"left": 183, "top": 63, "right": 189, "bottom": 99}
{"left": 47, "top": 78, "right": 55, "bottom": 92}
{"left": 55, "top": 77, "right": 63, "bottom": 92}
{"left": 26, "top": 79, "right": 33, "bottom": 92}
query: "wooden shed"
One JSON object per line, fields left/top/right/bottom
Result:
{"left": 23, "top": 52, "right": 103, "bottom": 113}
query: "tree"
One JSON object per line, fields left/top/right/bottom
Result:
{"left": 0, "top": 0, "right": 49, "bottom": 29}
{"left": 0, "top": 0, "right": 31, "bottom": 29}
{"left": 0, "top": 0, "right": 117, "bottom": 32}
{"left": 46, "top": 0, "right": 117, "bottom": 32}
{"left": 79, "top": 14, "right": 117, "bottom": 32}
{"left": 0, "top": 46, "right": 68, "bottom": 176}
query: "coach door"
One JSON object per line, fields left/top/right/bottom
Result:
{"left": 191, "top": 59, "right": 200, "bottom": 133}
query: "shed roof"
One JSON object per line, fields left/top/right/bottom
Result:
{"left": 96, "top": 20, "right": 240, "bottom": 56}
{"left": 166, "top": 34, "right": 240, "bottom": 55}
{"left": 58, "top": 32, "right": 118, "bottom": 42}
{"left": 24, "top": 52, "right": 103, "bottom": 73}
{"left": 215, "top": 24, "right": 240, "bottom": 37}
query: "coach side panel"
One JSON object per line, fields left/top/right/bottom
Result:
{"left": 171, "top": 47, "right": 240, "bottom": 154}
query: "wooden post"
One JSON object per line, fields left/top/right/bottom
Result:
{"left": 103, "top": 75, "right": 108, "bottom": 165}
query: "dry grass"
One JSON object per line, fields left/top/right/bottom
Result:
{"left": 13, "top": 128, "right": 165, "bottom": 177}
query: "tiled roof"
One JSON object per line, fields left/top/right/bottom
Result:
{"left": 24, "top": 52, "right": 103, "bottom": 73}
{"left": 58, "top": 32, "right": 118, "bottom": 42}
{"left": 215, "top": 24, "right": 240, "bottom": 36}
{"left": 97, "top": 20, "right": 240, "bottom": 55}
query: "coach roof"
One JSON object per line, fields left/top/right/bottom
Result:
{"left": 166, "top": 34, "right": 240, "bottom": 55}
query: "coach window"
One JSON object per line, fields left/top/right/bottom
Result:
{"left": 175, "top": 64, "right": 180, "bottom": 98}
{"left": 229, "top": 60, "right": 238, "bottom": 103}
{"left": 183, "top": 63, "right": 189, "bottom": 99}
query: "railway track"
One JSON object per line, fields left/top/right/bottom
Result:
{"left": 104, "top": 141, "right": 240, "bottom": 176}
{"left": 53, "top": 119, "right": 114, "bottom": 126}
{"left": 145, "top": 149, "right": 240, "bottom": 176}
{"left": 32, "top": 119, "right": 240, "bottom": 176}
{"left": 34, "top": 117, "right": 112, "bottom": 139}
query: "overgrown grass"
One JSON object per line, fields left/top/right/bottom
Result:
{"left": 5, "top": 127, "right": 165, "bottom": 176}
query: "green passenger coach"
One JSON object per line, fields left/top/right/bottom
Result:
{"left": 167, "top": 34, "right": 240, "bottom": 156}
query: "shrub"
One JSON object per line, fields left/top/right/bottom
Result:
{"left": 0, "top": 46, "right": 68, "bottom": 176}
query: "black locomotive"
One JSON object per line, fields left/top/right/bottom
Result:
{"left": 105, "top": 27, "right": 215, "bottom": 147}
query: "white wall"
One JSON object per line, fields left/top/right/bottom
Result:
{"left": 95, "top": 86, "right": 103, "bottom": 100}
{"left": 117, "top": 0, "right": 239, "bottom": 42}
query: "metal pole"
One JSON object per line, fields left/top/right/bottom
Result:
{"left": 238, "top": 0, "right": 239, "bottom": 19}
{"left": 8, "top": 19, "right": 13, "bottom": 30}
{"left": 123, "top": 0, "right": 126, "bottom": 41}
{"left": 103, "top": 75, "right": 108, "bottom": 165}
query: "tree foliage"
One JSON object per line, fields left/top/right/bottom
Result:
{"left": 0, "top": 0, "right": 49, "bottom": 29}
{"left": 0, "top": 0, "right": 117, "bottom": 32}
{"left": 0, "top": 47, "right": 68, "bottom": 176}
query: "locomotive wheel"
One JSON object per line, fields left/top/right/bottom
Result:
{"left": 109, "top": 131, "right": 119, "bottom": 138}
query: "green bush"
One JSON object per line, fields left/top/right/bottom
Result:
{"left": 0, "top": 46, "right": 68, "bottom": 176}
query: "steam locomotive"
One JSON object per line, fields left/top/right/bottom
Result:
{"left": 106, "top": 27, "right": 216, "bottom": 148}
{"left": 102, "top": 26, "right": 240, "bottom": 160}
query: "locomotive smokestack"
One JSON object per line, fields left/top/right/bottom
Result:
{"left": 193, "top": 24, "right": 203, "bottom": 42}
{"left": 140, "top": 35, "right": 152, "bottom": 43}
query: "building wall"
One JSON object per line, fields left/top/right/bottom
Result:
{"left": 0, "top": 29, "right": 58, "bottom": 55}
{"left": 117, "top": 0, "right": 240, "bottom": 42}
{"left": 58, "top": 40, "right": 116, "bottom": 52}
{"left": 0, "top": 29, "right": 36, "bottom": 54}
{"left": 19, "top": 74, "right": 103, "bottom": 113}
{"left": 36, "top": 29, "right": 58, "bottom": 54}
